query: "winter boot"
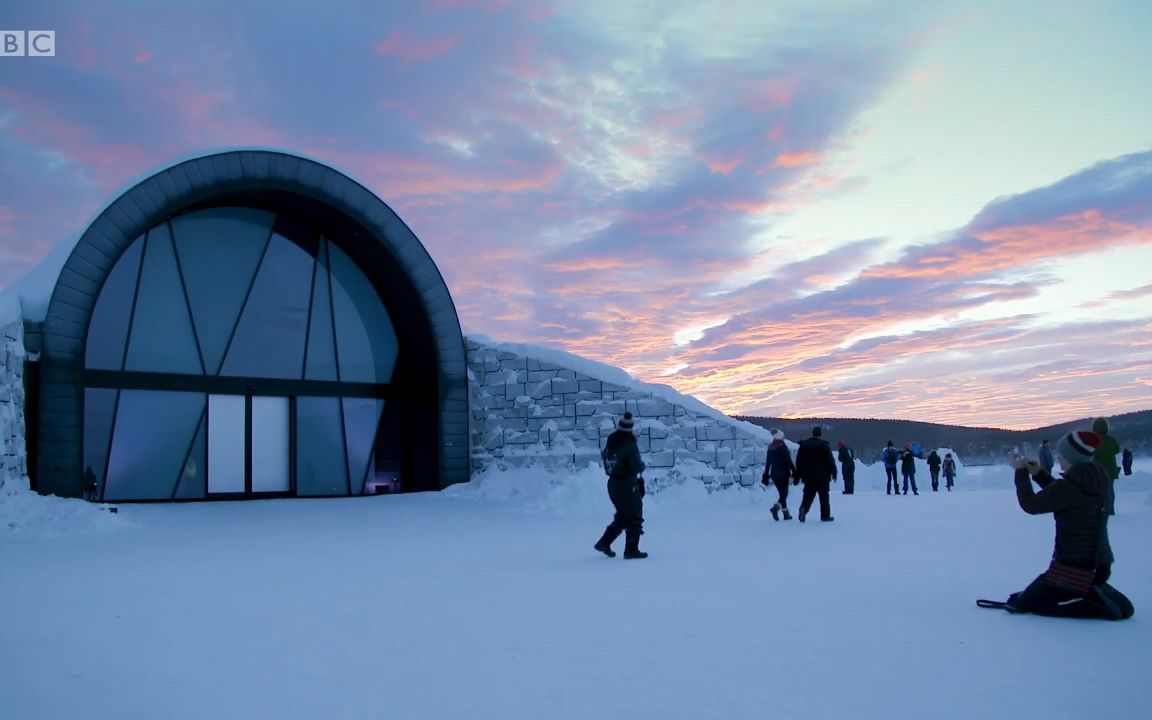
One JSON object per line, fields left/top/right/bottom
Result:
{"left": 594, "top": 526, "right": 622, "bottom": 558}
{"left": 798, "top": 506, "right": 808, "bottom": 523}
{"left": 623, "top": 529, "right": 648, "bottom": 559}
{"left": 782, "top": 508, "right": 792, "bottom": 520}
{"left": 770, "top": 503, "right": 780, "bottom": 521}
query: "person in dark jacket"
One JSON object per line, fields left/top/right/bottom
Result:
{"left": 794, "top": 426, "right": 837, "bottom": 522}
{"left": 997, "top": 430, "right": 1134, "bottom": 620}
{"left": 836, "top": 440, "right": 855, "bottom": 495}
{"left": 900, "top": 448, "right": 919, "bottom": 495}
{"left": 762, "top": 430, "right": 796, "bottom": 520}
{"left": 1092, "top": 417, "right": 1121, "bottom": 515}
{"left": 927, "top": 449, "right": 942, "bottom": 491}
{"left": 942, "top": 453, "right": 957, "bottom": 491}
{"left": 882, "top": 441, "right": 899, "bottom": 495}
{"left": 594, "top": 412, "right": 648, "bottom": 559}
{"left": 1121, "top": 448, "right": 1133, "bottom": 476}
{"left": 1038, "top": 439, "right": 1055, "bottom": 475}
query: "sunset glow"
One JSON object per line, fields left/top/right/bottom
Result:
{"left": 2, "top": 0, "right": 1150, "bottom": 430}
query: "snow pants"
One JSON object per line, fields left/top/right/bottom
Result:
{"left": 885, "top": 467, "right": 898, "bottom": 494}
{"left": 607, "top": 479, "right": 644, "bottom": 535}
{"left": 799, "top": 479, "right": 832, "bottom": 520}
{"left": 771, "top": 476, "right": 790, "bottom": 509}
{"left": 1009, "top": 567, "right": 1134, "bottom": 620}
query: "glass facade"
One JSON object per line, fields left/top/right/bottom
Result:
{"left": 83, "top": 206, "right": 405, "bottom": 501}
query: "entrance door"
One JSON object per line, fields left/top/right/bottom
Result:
{"left": 207, "top": 394, "right": 290, "bottom": 495}
{"left": 251, "top": 396, "right": 290, "bottom": 492}
{"left": 208, "top": 394, "right": 246, "bottom": 494}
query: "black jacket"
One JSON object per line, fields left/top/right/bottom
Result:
{"left": 795, "top": 436, "right": 837, "bottom": 484}
{"left": 1015, "top": 462, "right": 1114, "bottom": 568}
{"left": 927, "top": 451, "right": 941, "bottom": 470}
{"left": 900, "top": 452, "right": 916, "bottom": 475}
{"left": 602, "top": 430, "right": 645, "bottom": 483}
{"left": 762, "top": 439, "right": 795, "bottom": 482}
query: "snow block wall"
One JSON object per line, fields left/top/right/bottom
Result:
{"left": 0, "top": 309, "right": 27, "bottom": 493}
{"left": 467, "top": 339, "right": 771, "bottom": 490}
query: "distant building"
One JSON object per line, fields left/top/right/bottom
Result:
{"left": 17, "top": 150, "right": 469, "bottom": 501}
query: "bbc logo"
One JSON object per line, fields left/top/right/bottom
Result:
{"left": 1, "top": 30, "right": 56, "bottom": 57}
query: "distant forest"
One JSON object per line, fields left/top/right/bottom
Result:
{"left": 733, "top": 409, "right": 1152, "bottom": 465}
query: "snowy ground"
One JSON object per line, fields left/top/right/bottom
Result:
{"left": 2, "top": 462, "right": 1151, "bottom": 720}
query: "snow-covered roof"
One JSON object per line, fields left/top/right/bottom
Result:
{"left": 468, "top": 335, "right": 773, "bottom": 441}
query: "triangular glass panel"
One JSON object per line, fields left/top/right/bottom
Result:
{"left": 84, "top": 388, "right": 118, "bottom": 501}
{"left": 171, "top": 207, "right": 276, "bottom": 375}
{"left": 173, "top": 410, "right": 207, "bottom": 500}
{"left": 342, "top": 397, "right": 384, "bottom": 496}
{"left": 85, "top": 236, "right": 144, "bottom": 370}
{"left": 304, "top": 239, "right": 338, "bottom": 381}
{"left": 125, "top": 225, "right": 203, "bottom": 374}
{"left": 329, "top": 243, "right": 398, "bottom": 383}
{"left": 220, "top": 233, "right": 314, "bottom": 379}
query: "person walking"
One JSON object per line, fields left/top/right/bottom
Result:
{"left": 927, "top": 449, "right": 942, "bottom": 491}
{"left": 982, "top": 431, "right": 1134, "bottom": 620}
{"left": 1122, "top": 448, "right": 1133, "bottom": 476}
{"left": 901, "top": 448, "right": 919, "bottom": 495}
{"left": 795, "top": 426, "right": 837, "bottom": 522}
{"left": 594, "top": 412, "right": 648, "bottom": 559}
{"left": 942, "top": 453, "right": 957, "bottom": 491}
{"left": 882, "top": 441, "right": 900, "bottom": 495}
{"left": 837, "top": 440, "right": 856, "bottom": 495}
{"left": 762, "top": 430, "right": 796, "bottom": 520}
{"left": 1038, "top": 439, "right": 1056, "bottom": 475}
{"left": 1092, "top": 417, "right": 1121, "bottom": 515}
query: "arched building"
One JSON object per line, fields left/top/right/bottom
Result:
{"left": 29, "top": 150, "right": 469, "bottom": 501}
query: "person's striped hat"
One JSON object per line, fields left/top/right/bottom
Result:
{"left": 617, "top": 412, "right": 635, "bottom": 432}
{"left": 1057, "top": 430, "right": 1101, "bottom": 465}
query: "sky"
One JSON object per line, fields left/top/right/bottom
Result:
{"left": 1, "top": 0, "right": 1150, "bottom": 430}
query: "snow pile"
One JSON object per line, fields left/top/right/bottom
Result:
{"left": 444, "top": 463, "right": 608, "bottom": 517}
{"left": 0, "top": 480, "right": 129, "bottom": 541}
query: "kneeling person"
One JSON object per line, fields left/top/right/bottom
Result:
{"left": 989, "top": 431, "right": 1134, "bottom": 620}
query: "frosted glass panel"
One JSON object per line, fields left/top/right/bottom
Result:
{"left": 252, "top": 396, "right": 289, "bottom": 492}
{"left": 208, "top": 394, "right": 246, "bottom": 493}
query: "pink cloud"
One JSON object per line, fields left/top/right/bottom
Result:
{"left": 773, "top": 150, "right": 822, "bottom": 168}
{"left": 374, "top": 29, "right": 461, "bottom": 62}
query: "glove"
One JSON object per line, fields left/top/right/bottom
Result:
{"left": 637, "top": 477, "right": 646, "bottom": 497}
{"left": 761, "top": 476, "right": 770, "bottom": 487}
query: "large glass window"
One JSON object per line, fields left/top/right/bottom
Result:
{"left": 83, "top": 205, "right": 406, "bottom": 502}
